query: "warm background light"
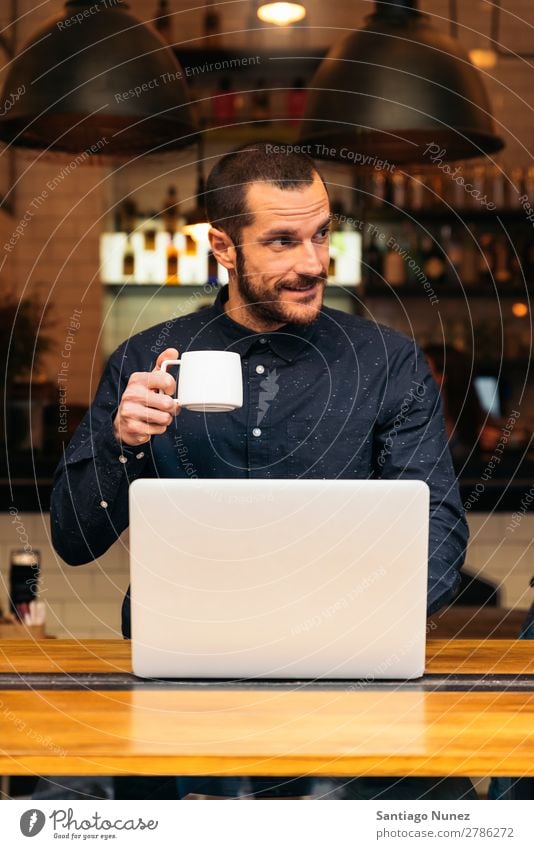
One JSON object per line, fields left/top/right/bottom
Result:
{"left": 469, "top": 48, "right": 498, "bottom": 70}
{"left": 257, "top": 2, "right": 307, "bottom": 26}
{"left": 512, "top": 302, "right": 529, "bottom": 318}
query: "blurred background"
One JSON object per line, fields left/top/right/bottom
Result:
{"left": 0, "top": 0, "right": 533, "bottom": 639}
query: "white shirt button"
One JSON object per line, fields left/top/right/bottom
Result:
{"left": 136, "top": 451, "right": 145, "bottom": 459}
{"left": 100, "top": 500, "right": 108, "bottom": 509}
{"left": 118, "top": 455, "right": 128, "bottom": 464}
{"left": 252, "top": 427, "right": 262, "bottom": 437}
{"left": 259, "top": 337, "right": 267, "bottom": 344}
{"left": 255, "top": 365, "right": 265, "bottom": 375}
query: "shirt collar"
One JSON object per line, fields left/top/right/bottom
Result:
{"left": 208, "top": 285, "right": 320, "bottom": 362}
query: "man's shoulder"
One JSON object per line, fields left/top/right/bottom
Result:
{"left": 320, "top": 304, "right": 415, "bottom": 354}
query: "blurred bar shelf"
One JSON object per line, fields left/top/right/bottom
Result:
{"left": 364, "top": 283, "right": 534, "bottom": 298}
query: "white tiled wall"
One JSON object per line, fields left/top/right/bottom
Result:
{"left": 0, "top": 511, "right": 532, "bottom": 639}
{"left": 465, "top": 512, "right": 534, "bottom": 610}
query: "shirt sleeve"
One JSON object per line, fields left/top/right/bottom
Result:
{"left": 50, "top": 343, "right": 156, "bottom": 566}
{"left": 373, "top": 338, "right": 468, "bottom": 615}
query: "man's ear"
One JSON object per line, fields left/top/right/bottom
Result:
{"left": 208, "top": 227, "right": 237, "bottom": 272}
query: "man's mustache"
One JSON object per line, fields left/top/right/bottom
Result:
{"left": 277, "top": 274, "right": 327, "bottom": 291}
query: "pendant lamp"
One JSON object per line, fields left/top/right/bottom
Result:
{"left": 298, "top": 0, "right": 503, "bottom": 163}
{"left": 0, "top": 0, "right": 197, "bottom": 156}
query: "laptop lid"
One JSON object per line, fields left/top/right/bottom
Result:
{"left": 129, "top": 478, "right": 429, "bottom": 679}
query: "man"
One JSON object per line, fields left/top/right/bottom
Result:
{"left": 51, "top": 143, "right": 473, "bottom": 799}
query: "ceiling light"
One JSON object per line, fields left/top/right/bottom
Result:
{"left": 299, "top": 0, "right": 503, "bottom": 163}
{"left": 257, "top": 2, "right": 307, "bottom": 27}
{"left": 0, "top": 0, "right": 197, "bottom": 156}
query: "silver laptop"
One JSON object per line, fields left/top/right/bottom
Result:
{"left": 129, "top": 478, "right": 429, "bottom": 680}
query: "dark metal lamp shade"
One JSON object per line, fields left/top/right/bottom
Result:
{"left": 0, "top": 0, "right": 197, "bottom": 156}
{"left": 299, "top": 1, "right": 504, "bottom": 163}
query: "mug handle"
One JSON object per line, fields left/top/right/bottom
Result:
{"left": 158, "top": 359, "right": 181, "bottom": 395}
{"left": 159, "top": 358, "right": 181, "bottom": 373}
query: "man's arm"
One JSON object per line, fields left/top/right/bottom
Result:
{"left": 50, "top": 344, "right": 179, "bottom": 566}
{"left": 373, "top": 339, "right": 468, "bottom": 615}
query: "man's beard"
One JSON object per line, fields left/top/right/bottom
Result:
{"left": 235, "top": 249, "right": 327, "bottom": 327}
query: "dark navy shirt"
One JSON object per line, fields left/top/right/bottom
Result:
{"left": 51, "top": 286, "right": 468, "bottom": 637}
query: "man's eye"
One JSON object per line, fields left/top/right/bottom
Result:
{"left": 270, "top": 237, "right": 295, "bottom": 247}
{"left": 314, "top": 228, "right": 330, "bottom": 241}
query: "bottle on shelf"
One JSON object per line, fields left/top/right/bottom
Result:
{"left": 471, "top": 164, "right": 487, "bottom": 210}
{"left": 287, "top": 77, "right": 307, "bottom": 125}
{"left": 420, "top": 233, "right": 447, "bottom": 286}
{"left": 118, "top": 196, "right": 138, "bottom": 282}
{"left": 327, "top": 254, "right": 336, "bottom": 282}
{"left": 428, "top": 171, "right": 445, "bottom": 208}
{"left": 458, "top": 231, "right": 480, "bottom": 287}
{"left": 9, "top": 550, "right": 40, "bottom": 622}
{"left": 184, "top": 231, "right": 197, "bottom": 256}
{"left": 203, "top": 0, "right": 221, "bottom": 46}
{"left": 383, "top": 229, "right": 407, "bottom": 287}
{"left": 391, "top": 172, "right": 407, "bottom": 210}
{"left": 122, "top": 237, "right": 135, "bottom": 281}
{"left": 441, "top": 225, "right": 463, "bottom": 286}
{"left": 166, "top": 237, "right": 180, "bottom": 285}
{"left": 143, "top": 222, "right": 157, "bottom": 252}
{"left": 154, "top": 0, "right": 173, "bottom": 44}
{"left": 406, "top": 225, "right": 424, "bottom": 287}
{"left": 364, "top": 232, "right": 384, "bottom": 289}
{"left": 494, "top": 235, "right": 512, "bottom": 284}
{"left": 407, "top": 172, "right": 425, "bottom": 211}
{"left": 212, "top": 77, "right": 236, "bottom": 125}
{"left": 251, "top": 79, "right": 271, "bottom": 123}
{"left": 487, "top": 164, "right": 507, "bottom": 210}
{"left": 118, "top": 196, "right": 138, "bottom": 234}
{"left": 477, "top": 229, "right": 497, "bottom": 286}
{"left": 509, "top": 167, "right": 525, "bottom": 208}
{"left": 137, "top": 214, "right": 166, "bottom": 283}
{"left": 162, "top": 185, "right": 180, "bottom": 235}
{"left": 369, "top": 170, "right": 388, "bottom": 208}
{"left": 525, "top": 166, "right": 534, "bottom": 202}
{"left": 161, "top": 185, "right": 183, "bottom": 284}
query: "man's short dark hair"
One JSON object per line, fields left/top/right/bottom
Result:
{"left": 205, "top": 142, "right": 325, "bottom": 246}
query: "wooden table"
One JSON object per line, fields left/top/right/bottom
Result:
{"left": 0, "top": 639, "right": 532, "bottom": 778}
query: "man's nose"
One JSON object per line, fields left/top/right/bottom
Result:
{"left": 294, "top": 241, "right": 324, "bottom": 277}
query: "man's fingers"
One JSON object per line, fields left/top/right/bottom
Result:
{"left": 127, "top": 386, "right": 178, "bottom": 414}
{"left": 120, "top": 422, "right": 168, "bottom": 442}
{"left": 131, "top": 370, "right": 176, "bottom": 395}
{"left": 121, "top": 401, "right": 174, "bottom": 427}
{"left": 115, "top": 349, "right": 182, "bottom": 446}
{"left": 155, "top": 348, "right": 179, "bottom": 371}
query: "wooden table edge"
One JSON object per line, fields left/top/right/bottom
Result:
{"left": 0, "top": 638, "right": 532, "bottom": 675}
{"left": 1, "top": 755, "right": 533, "bottom": 778}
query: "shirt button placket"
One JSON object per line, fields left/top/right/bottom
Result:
{"left": 248, "top": 350, "right": 272, "bottom": 477}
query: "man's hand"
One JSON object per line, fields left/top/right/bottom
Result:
{"left": 112, "top": 348, "right": 181, "bottom": 446}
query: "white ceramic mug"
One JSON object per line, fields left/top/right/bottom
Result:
{"left": 159, "top": 351, "right": 243, "bottom": 412}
